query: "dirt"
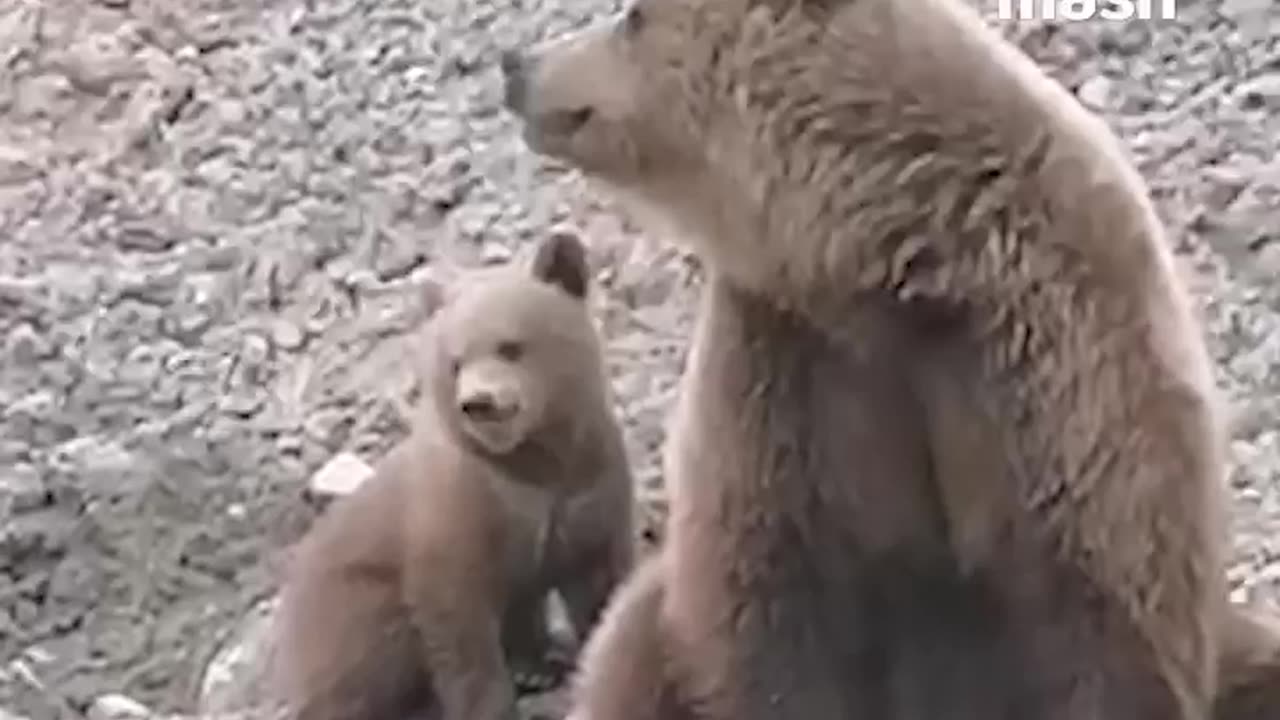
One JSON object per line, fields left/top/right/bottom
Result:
{"left": 0, "top": 0, "right": 1277, "bottom": 717}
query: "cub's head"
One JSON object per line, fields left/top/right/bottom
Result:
{"left": 424, "top": 232, "right": 606, "bottom": 458}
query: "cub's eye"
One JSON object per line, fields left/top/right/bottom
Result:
{"left": 623, "top": 4, "right": 645, "bottom": 34}
{"left": 496, "top": 341, "right": 524, "bottom": 362}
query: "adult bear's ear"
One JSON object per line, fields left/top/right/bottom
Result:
{"left": 530, "top": 229, "right": 590, "bottom": 300}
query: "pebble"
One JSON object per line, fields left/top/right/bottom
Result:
{"left": 86, "top": 693, "right": 152, "bottom": 720}
{"left": 271, "top": 319, "right": 306, "bottom": 351}
{"left": 6, "top": 322, "right": 52, "bottom": 365}
{"left": 1076, "top": 75, "right": 1113, "bottom": 111}
{"left": 3, "top": 0, "right": 1280, "bottom": 714}
{"left": 1236, "top": 74, "right": 1280, "bottom": 111}
{"left": 307, "top": 452, "right": 375, "bottom": 498}
{"left": 0, "top": 464, "right": 48, "bottom": 514}
{"left": 481, "top": 241, "right": 513, "bottom": 264}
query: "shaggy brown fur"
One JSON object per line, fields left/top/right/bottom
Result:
{"left": 272, "top": 233, "right": 636, "bottom": 720}
{"left": 502, "top": 0, "right": 1232, "bottom": 717}
{"left": 568, "top": 552, "right": 1280, "bottom": 720}
{"left": 563, "top": 551, "right": 691, "bottom": 720}
{"left": 1214, "top": 603, "right": 1280, "bottom": 720}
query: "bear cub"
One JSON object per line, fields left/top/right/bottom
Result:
{"left": 272, "top": 232, "right": 636, "bottom": 720}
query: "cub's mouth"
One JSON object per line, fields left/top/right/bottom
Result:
{"left": 459, "top": 413, "right": 525, "bottom": 456}
{"left": 500, "top": 50, "right": 594, "bottom": 156}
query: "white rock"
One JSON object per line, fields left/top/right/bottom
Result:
{"left": 481, "top": 241, "right": 514, "bottom": 264}
{"left": 308, "top": 452, "right": 374, "bottom": 498}
{"left": 1231, "top": 584, "right": 1251, "bottom": 604}
{"left": 0, "top": 463, "right": 45, "bottom": 513}
{"left": 1076, "top": 75, "right": 1113, "bottom": 112}
{"left": 200, "top": 598, "right": 281, "bottom": 714}
{"left": 87, "top": 693, "right": 152, "bottom": 720}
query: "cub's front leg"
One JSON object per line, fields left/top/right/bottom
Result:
{"left": 404, "top": 540, "right": 521, "bottom": 720}
{"left": 412, "top": 596, "right": 520, "bottom": 720}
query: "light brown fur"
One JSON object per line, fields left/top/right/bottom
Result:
{"left": 502, "top": 0, "right": 1233, "bottom": 717}
{"left": 272, "top": 233, "right": 636, "bottom": 720}
{"left": 563, "top": 552, "right": 691, "bottom": 720}
{"left": 1214, "top": 602, "right": 1280, "bottom": 720}
{"left": 569, "top": 553, "right": 1280, "bottom": 720}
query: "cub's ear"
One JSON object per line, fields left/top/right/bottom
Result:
{"left": 530, "top": 230, "right": 590, "bottom": 300}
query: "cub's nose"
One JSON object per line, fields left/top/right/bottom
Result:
{"left": 500, "top": 49, "right": 529, "bottom": 113}
{"left": 459, "top": 390, "right": 517, "bottom": 422}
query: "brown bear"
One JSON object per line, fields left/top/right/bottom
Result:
{"left": 501, "top": 0, "right": 1235, "bottom": 717}
{"left": 271, "top": 231, "right": 637, "bottom": 720}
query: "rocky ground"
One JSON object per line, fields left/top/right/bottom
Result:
{"left": 0, "top": 0, "right": 1277, "bottom": 717}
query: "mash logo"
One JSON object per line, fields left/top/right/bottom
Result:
{"left": 997, "top": 0, "right": 1176, "bottom": 20}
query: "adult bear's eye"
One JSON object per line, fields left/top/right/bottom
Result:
{"left": 623, "top": 4, "right": 645, "bottom": 35}
{"left": 496, "top": 341, "right": 524, "bottom": 362}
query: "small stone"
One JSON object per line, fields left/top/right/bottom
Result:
{"left": 115, "top": 265, "right": 182, "bottom": 305}
{"left": 198, "top": 598, "right": 281, "bottom": 714}
{"left": 481, "top": 242, "right": 513, "bottom": 264}
{"left": 271, "top": 319, "right": 306, "bottom": 352}
{"left": 87, "top": 693, "right": 152, "bottom": 720}
{"left": 1076, "top": 75, "right": 1113, "bottom": 112}
{"left": 1230, "top": 585, "right": 1251, "bottom": 604}
{"left": 1, "top": 464, "right": 47, "bottom": 514}
{"left": 50, "top": 437, "right": 141, "bottom": 500}
{"left": 304, "top": 408, "right": 352, "bottom": 450}
{"left": 239, "top": 333, "right": 271, "bottom": 367}
{"left": 374, "top": 238, "right": 427, "bottom": 281}
{"left": 116, "top": 220, "right": 176, "bottom": 252}
{"left": 221, "top": 392, "right": 265, "bottom": 419}
{"left": 346, "top": 268, "right": 381, "bottom": 293}
{"left": 275, "top": 433, "right": 304, "bottom": 456}
{"left": 1096, "top": 23, "right": 1150, "bottom": 56}
{"left": 1236, "top": 74, "right": 1280, "bottom": 111}
{"left": 0, "top": 144, "right": 40, "bottom": 186}
{"left": 308, "top": 452, "right": 375, "bottom": 498}
{"left": 174, "top": 307, "right": 214, "bottom": 339}
{"left": 1201, "top": 165, "right": 1252, "bottom": 211}
{"left": 6, "top": 322, "right": 52, "bottom": 365}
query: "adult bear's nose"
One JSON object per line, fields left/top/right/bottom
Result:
{"left": 500, "top": 49, "right": 529, "bottom": 113}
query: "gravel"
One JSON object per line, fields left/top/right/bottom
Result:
{"left": 0, "top": 0, "right": 1276, "bottom": 717}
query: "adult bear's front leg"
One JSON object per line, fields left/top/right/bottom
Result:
{"left": 565, "top": 553, "right": 694, "bottom": 720}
